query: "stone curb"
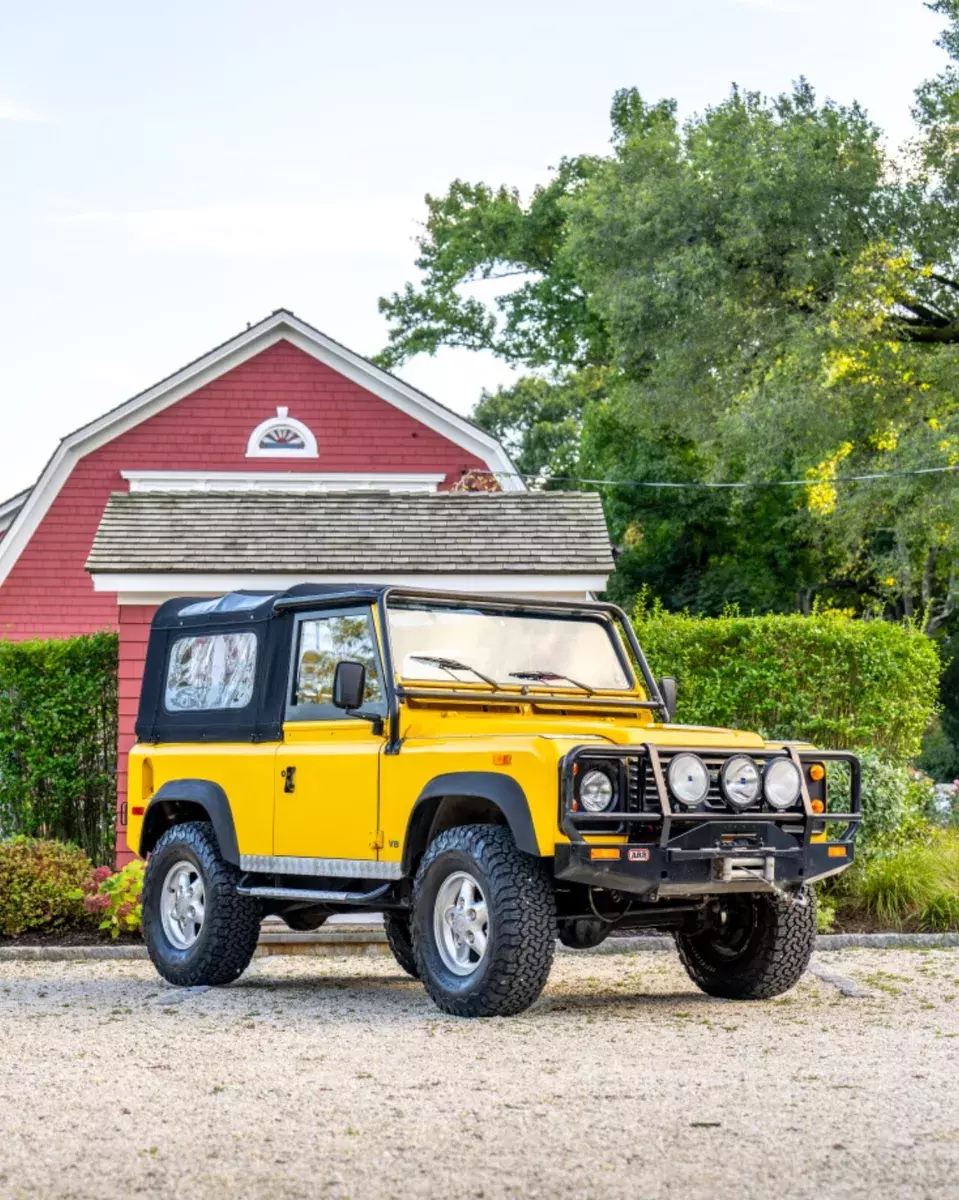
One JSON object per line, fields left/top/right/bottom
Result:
{"left": 582, "top": 932, "right": 959, "bottom": 954}
{"left": 2, "top": 930, "right": 958, "bottom": 962}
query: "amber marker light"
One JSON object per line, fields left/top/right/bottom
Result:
{"left": 811, "top": 799, "right": 825, "bottom": 814}
{"left": 492, "top": 753, "right": 512, "bottom": 766}
{"left": 590, "top": 848, "right": 621, "bottom": 861}
{"left": 828, "top": 846, "right": 848, "bottom": 858}
{"left": 809, "top": 763, "right": 826, "bottom": 782}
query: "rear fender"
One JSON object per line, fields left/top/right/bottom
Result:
{"left": 139, "top": 779, "right": 240, "bottom": 864}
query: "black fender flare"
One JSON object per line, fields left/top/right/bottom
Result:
{"left": 402, "top": 772, "right": 540, "bottom": 873}
{"left": 139, "top": 779, "right": 240, "bottom": 865}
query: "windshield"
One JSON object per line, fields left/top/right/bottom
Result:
{"left": 386, "top": 603, "right": 634, "bottom": 692}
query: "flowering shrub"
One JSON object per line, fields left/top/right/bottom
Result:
{"left": 0, "top": 837, "right": 95, "bottom": 936}
{"left": 74, "top": 860, "right": 145, "bottom": 939}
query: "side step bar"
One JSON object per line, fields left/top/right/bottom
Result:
{"left": 236, "top": 882, "right": 391, "bottom": 905}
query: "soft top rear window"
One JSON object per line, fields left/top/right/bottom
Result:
{"left": 164, "top": 631, "right": 257, "bottom": 712}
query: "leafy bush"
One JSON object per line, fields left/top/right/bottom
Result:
{"left": 917, "top": 720, "right": 959, "bottom": 783}
{"left": 72, "top": 859, "right": 145, "bottom": 939}
{"left": 854, "top": 752, "right": 936, "bottom": 845}
{"left": 634, "top": 601, "right": 940, "bottom": 762}
{"left": 0, "top": 837, "right": 95, "bottom": 937}
{"left": 0, "top": 632, "right": 118, "bottom": 864}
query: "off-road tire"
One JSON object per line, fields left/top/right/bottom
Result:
{"left": 384, "top": 911, "right": 419, "bottom": 978}
{"left": 675, "top": 888, "right": 816, "bottom": 1000}
{"left": 142, "top": 820, "right": 262, "bottom": 987}
{"left": 411, "top": 824, "right": 556, "bottom": 1018}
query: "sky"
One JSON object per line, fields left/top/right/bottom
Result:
{"left": 0, "top": 0, "right": 947, "bottom": 497}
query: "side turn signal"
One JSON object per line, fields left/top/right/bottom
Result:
{"left": 827, "top": 846, "right": 848, "bottom": 858}
{"left": 590, "top": 848, "right": 621, "bottom": 861}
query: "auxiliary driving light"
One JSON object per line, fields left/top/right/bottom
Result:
{"left": 667, "top": 753, "right": 710, "bottom": 807}
{"left": 720, "top": 755, "right": 761, "bottom": 809}
{"left": 763, "top": 758, "right": 802, "bottom": 810}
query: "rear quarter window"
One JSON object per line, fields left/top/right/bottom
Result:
{"left": 164, "top": 631, "right": 257, "bottom": 712}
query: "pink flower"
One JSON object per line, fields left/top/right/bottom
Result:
{"left": 116, "top": 902, "right": 133, "bottom": 919}
{"left": 92, "top": 866, "right": 112, "bottom": 884}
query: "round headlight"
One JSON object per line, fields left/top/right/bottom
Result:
{"left": 764, "top": 758, "right": 802, "bottom": 810}
{"left": 721, "top": 755, "right": 761, "bottom": 809}
{"left": 580, "top": 769, "right": 616, "bottom": 812}
{"left": 667, "top": 753, "right": 710, "bottom": 807}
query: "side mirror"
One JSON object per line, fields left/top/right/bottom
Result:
{"left": 658, "top": 676, "right": 677, "bottom": 722}
{"left": 333, "top": 660, "right": 366, "bottom": 711}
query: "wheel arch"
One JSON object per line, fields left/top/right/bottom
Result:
{"left": 401, "top": 772, "right": 540, "bottom": 875}
{"left": 139, "top": 779, "right": 240, "bottom": 865}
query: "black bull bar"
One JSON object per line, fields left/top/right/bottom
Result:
{"left": 556, "top": 743, "right": 861, "bottom": 895}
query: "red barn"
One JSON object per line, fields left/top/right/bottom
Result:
{"left": 0, "top": 310, "right": 613, "bottom": 863}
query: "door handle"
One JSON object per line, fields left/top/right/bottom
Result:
{"left": 282, "top": 766, "right": 296, "bottom": 794}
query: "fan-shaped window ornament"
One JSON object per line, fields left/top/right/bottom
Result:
{"left": 246, "top": 407, "right": 318, "bottom": 458}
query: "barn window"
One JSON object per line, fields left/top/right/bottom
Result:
{"left": 246, "top": 406, "right": 318, "bottom": 458}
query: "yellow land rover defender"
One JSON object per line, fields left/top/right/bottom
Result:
{"left": 128, "top": 585, "right": 861, "bottom": 1017}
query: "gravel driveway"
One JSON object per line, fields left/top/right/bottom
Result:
{"left": 1, "top": 947, "right": 958, "bottom": 1200}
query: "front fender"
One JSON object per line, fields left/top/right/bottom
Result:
{"left": 403, "top": 772, "right": 541, "bottom": 873}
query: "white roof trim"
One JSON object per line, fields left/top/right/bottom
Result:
{"left": 0, "top": 310, "right": 524, "bottom": 589}
{"left": 121, "top": 470, "right": 447, "bottom": 494}
{"left": 94, "top": 571, "right": 608, "bottom": 603}
{"left": 0, "top": 489, "right": 30, "bottom": 535}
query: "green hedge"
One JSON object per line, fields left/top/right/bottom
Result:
{"left": 634, "top": 605, "right": 940, "bottom": 762}
{"left": 0, "top": 633, "right": 118, "bottom": 865}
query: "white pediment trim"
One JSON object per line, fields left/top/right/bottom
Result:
{"left": 0, "top": 310, "right": 523, "bottom": 588}
{"left": 121, "top": 470, "right": 446, "bottom": 494}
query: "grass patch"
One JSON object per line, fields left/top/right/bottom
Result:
{"left": 832, "top": 828, "right": 959, "bottom": 930}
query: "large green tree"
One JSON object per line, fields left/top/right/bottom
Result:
{"left": 379, "top": 2, "right": 959, "bottom": 627}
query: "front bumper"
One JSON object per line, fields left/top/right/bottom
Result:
{"left": 555, "top": 821, "right": 853, "bottom": 896}
{"left": 558, "top": 743, "right": 859, "bottom": 897}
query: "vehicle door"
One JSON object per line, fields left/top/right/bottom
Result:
{"left": 273, "top": 606, "right": 386, "bottom": 864}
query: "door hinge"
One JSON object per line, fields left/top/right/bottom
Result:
{"left": 282, "top": 765, "right": 296, "bottom": 794}
{"left": 369, "top": 830, "right": 385, "bottom": 851}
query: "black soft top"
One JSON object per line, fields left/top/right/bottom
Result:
{"left": 151, "top": 583, "right": 389, "bottom": 632}
{"left": 139, "top": 584, "right": 393, "bottom": 743}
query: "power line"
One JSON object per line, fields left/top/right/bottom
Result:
{"left": 484, "top": 462, "right": 959, "bottom": 491}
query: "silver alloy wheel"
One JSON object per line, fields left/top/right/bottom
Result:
{"left": 433, "top": 870, "right": 489, "bottom": 976}
{"left": 159, "top": 860, "right": 206, "bottom": 950}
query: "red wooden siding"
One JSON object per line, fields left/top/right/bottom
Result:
{"left": 0, "top": 339, "right": 488, "bottom": 642}
{"left": 116, "top": 604, "right": 156, "bottom": 866}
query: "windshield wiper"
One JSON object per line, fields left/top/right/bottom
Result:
{"left": 410, "top": 655, "right": 499, "bottom": 689}
{"left": 509, "top": 669, "right": 594, "bottom": 695}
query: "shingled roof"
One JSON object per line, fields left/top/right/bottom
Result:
{"left": 85, "top": 491, "right": 613, "bottom": 575}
